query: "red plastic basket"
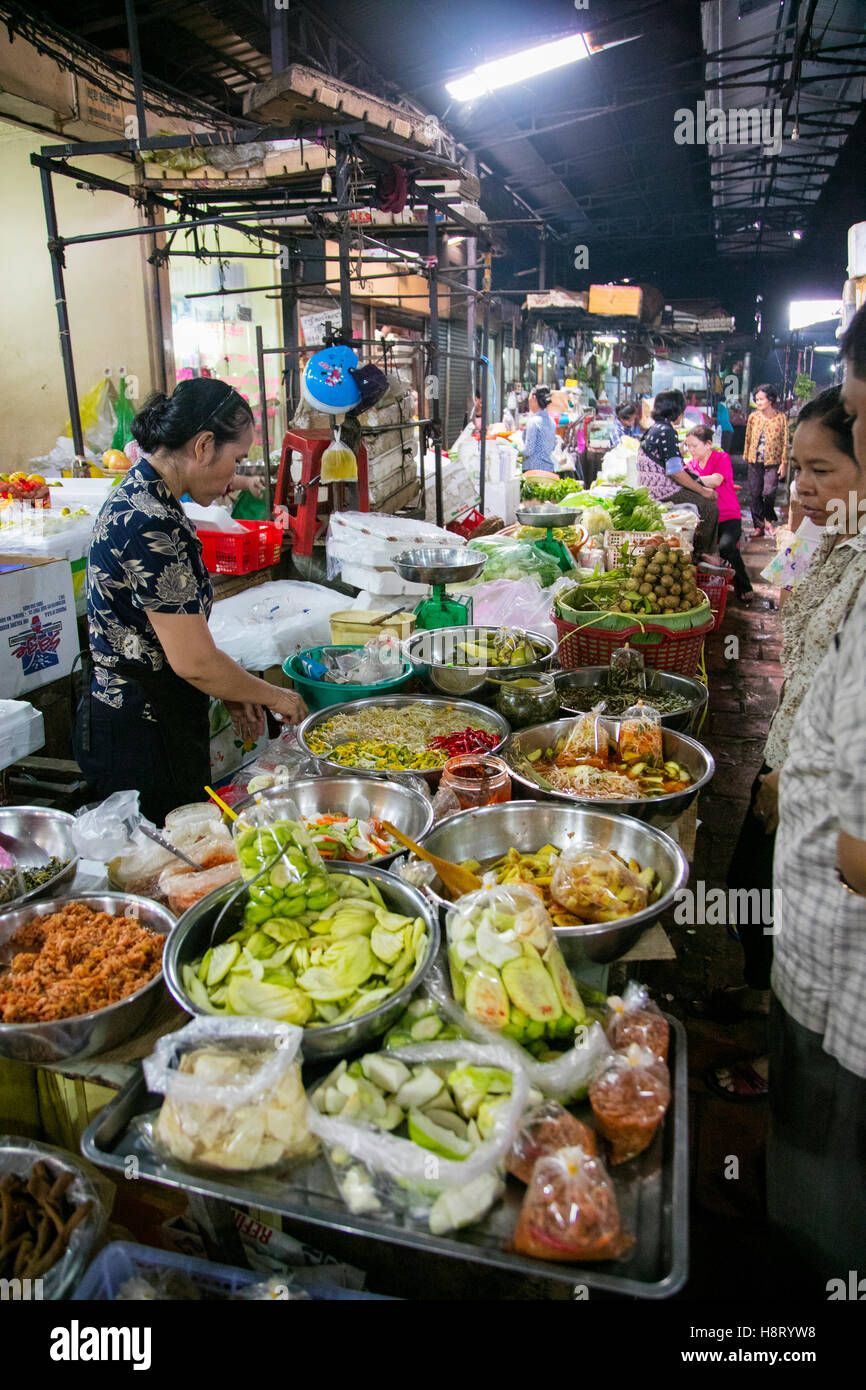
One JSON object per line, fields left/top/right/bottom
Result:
{"left": 552, "top": 612, "right": 715, "bottom": 676}
{"left": 197, "top": 520, "right": 283, "bottom": 576}
{"left": 447, "top": 507, "right": 486, "bottom": 539}
{"left": 696, "top": 565, "right": 734, "bottom": 632}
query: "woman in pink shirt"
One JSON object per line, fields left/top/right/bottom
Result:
{"left": 685, "top": 425, "right": 754, "bottom": 603}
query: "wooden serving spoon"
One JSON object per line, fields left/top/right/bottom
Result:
{"left": 379, "top": 821, "right": 481, "bottom": 899}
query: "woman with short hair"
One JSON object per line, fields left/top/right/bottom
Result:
{"left": 636, "top": 388, "right": 719, "bottom": 558}
{"left": 521, "top": 385, "right": 557, "bottom": 472}
{"left": 684, "top": 424, "right": 753, "bottom": 602}
{"left": 744, "top": 384, "right": 789, "bottom": 539}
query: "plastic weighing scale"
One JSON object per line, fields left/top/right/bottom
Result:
{"left": 391, "top": 547, "right": 487, "bottom": 630}
{"left": 514, "top": 504, "right": 580, "bottom": 575}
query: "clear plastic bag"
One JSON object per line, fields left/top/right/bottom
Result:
{"left": 618, "top": 701, "right": 663, "bottom": 770}
{"left": 307, "top": 1039, "right": 528, "bottom": 1232}
{"left": 327, "top": 635, "right": 402, "bottom": 685}
{"left": 589, "top": 1042, "right": 670, "bottom": 1165}
{"left": 549, "top": 846, "right": 649, "bottom": 924}
{"left": 158, "top": 861, "right": 242, "bottom": 917}
{"left": 607, "top": 981, "right": 669, "bottom": 1063}
{"left": 163, "top": 802, "right": 224, "bottom": 841}
{"left": 558, "top": 707, "right": 610, "bottom": 765}
{"left": 513, "top": 1144, "right": 634, "bottom": 1261}
{"left": 0, "top": 1136, "right": 112, "bottom": 1299}
{"left": 445, "top": 885, "right": 590, "bottom": 1047}
{"left": 412, "top": 964, "right": 609, "bottom": 1103}
{"left": 233, "top": 796, "right": 337, "bottom": 928}
{"left": 320, "top": 426, "right": 357, "bottom": 483}
{"left": 506, "top": 1100, "right": 598, "bottom": 1183}
{"left": 609, "top": 644, "right": 645, "bottom": 687}
{"left": 72, "top": 789, "right": 143, "bottom": 860}
{"left": 142, "top": 1017, "right": 316, "bottom": 1173}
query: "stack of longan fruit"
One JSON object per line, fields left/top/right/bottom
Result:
{"left": 613, "top": 540, "right": 702, "bottom": 615}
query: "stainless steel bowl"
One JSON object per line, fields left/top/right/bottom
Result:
{"left": 503, "top": 720, "right": 714, "bottom": 822}
{"left": 514, "top": 504, "right": 580, "bottom": 530}
{"left": 417, "top": 801, "right": 688, "bottom": 964}
{"left": 391, "top": 546, "right": 487, "bottom": 587}
{"left": 0, "top": 894, "right": 175, "bottom": 1064}
{"left": 164, "top": 863, "right": 440, "bottom": 1059}
{"left": 297, "top": 695, "right": 511, "bottom": 781}
{"left": 406, "top": 625, "right": 557, "bottom": 699}
{"left": 554, "top": 668, "right": 708, "bottom": 734}
{"left": 231, "top": 777, "right": 434, "bottom": 865}
{"left": 0, "top": 806, "right": 78, "bottom": 911}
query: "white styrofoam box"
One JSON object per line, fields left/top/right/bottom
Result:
{"left": 0, "top": 698, "right": 45, "bottom": 770}
{"left": 0, "top": 556, "right": 80, "bottom": 697}
{"left": 326, "top": 510, "right": 458, "bottom": 570}
{"left": 848, "top": 222, "right": 866, "bottom": 277}
{"left": 52, "top": 477, "right": 115, "bottom": 514}
{"left": 339, "top": 563, "right": 429, "bottom": 596}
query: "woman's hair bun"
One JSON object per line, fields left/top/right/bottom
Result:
{"left": 131, "top": 392, "right": 172, "bottom": 452}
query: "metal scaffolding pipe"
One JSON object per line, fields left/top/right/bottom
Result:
{"left": 427, "top": 206, "right": 443, "bottom": 529}
{"left": 39, "top": 166, "right": 84, "bottom": 456}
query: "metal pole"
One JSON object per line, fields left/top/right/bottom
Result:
{"left": 335, "top": 139, "right": 354, "bottom": 339}
{"left": 479, "top": 252, "right": 491, "bottom": 517}
{"left": 39, "top": 166, "right": 84, "bottom": 456}
{"left": 538, "top": 228, "right": 546, "bottom": 291}
{"left": 280, "top": 248, "right": 300, "bottom": 422}
{"left": 465, "top": 153, "right": 477, "bottom": 421}
{"left": 123, "top": 0, "right": 148, "bottom": 143}
{"left": 256, "top": 324, "right": 272, "bottom": 514}
{"left": 427, "top": 206, "right": 443, "bottom": 528}
{"left": 145, "top": 202, "right": 167, "bottom": 393}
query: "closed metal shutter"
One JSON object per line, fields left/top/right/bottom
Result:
{"left": 438, "top": 318, "right": 471, "bottom": 448}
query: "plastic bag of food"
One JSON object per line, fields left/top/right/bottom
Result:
{"left": 159, "top": 861, "right": 242, "bottom": 916}
{"left": 589, "top": 1042, "right": 670, "bottom": 1164}
{"left": 71, "top": 789, "right": 143, "bottom": 860}
{"left": 0, "top": 846, "right": 23, "bottom": 905}
{"left": 618, "top": 701, "right": 663, "bottom": 770}
{"left": 557, "top": 707, "right": 609, "bottom": 765}
{"left": 607, "top": 981, "right": 669, "bottom": 1063}
{"left": 609, "top": 644, "right": 645, "bottom": 687}
{"left": 163, "top": 802, "right": 224, "bottom": 841}
{"left": 445, "top": 885, "right": 589, "bottom": 1046}
{"left": 385, "top": 975, "right": 610, "bottom": 1105}
{"left": 320, "top": 426, "right": 357, "bottom": 483}
{"left": 549, "top": 846, "right": 649, "bottom": 924}
{"left": 233, "top": 795, "right": 338, "bottom": 926}
{"left": 142, "top": 1017, "right": 316, "bottom": 1173}
{"left": 513, "top": 1144, "right": 634, "bottom": 1261}
{"left": 108, "top": 837, "right": 177, "bottom": 897}
{"left": 506, "top": 1100, "right": 597, "bottom": 1183}
{"left": 308, "top": 1039, "right": 528, "bottom": 1233}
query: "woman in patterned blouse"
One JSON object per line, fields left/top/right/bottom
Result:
{"left": 707, "top": 387, "right": 866, "bottom": 1100}
{"left": 73, "top": 379, "right": 307, "bottom": 823}
{"left": 636, "top": 389, "right": 719, "bottom": 558}
{"left": 743, "top": 384, "right": 789, "bottom": 539}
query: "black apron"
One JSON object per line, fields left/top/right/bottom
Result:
{"left": 74, "top": 652, "right": 211, "bottom": 825}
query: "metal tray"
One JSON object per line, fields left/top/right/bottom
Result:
{"left": 81, "top": 1018, "right": 688, "bottom": 1297}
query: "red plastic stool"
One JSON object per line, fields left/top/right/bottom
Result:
{"left": 273, "top": 428, "right": 369, "bottom": 564}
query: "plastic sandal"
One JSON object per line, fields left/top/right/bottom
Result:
{"left": 704, "top": 1060, "right": 769, "bottom": 1103}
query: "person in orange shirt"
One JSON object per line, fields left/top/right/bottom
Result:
{"left": 744, "top": 385, "right": 789, "bottom": 539}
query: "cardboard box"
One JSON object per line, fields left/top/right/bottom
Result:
{"left": 588, "top": 284, "right": 643, "bottom": 318}
{"left": 0, "top": 556, "right": 80, "bottom": 698}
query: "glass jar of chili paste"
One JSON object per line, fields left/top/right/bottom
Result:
{"left": 440, "top": 754, "right": 511, "bottom": 810}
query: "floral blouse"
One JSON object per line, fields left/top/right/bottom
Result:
{"left": 86, "top": 460, "right": 212, "bottom": 720}
{"left": 764, "top": 528, "right": 866, "bottom": 769}
{"left": 744, "top": 410, "right": 788, "bottom": 470}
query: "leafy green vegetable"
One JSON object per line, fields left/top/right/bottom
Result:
{"left": 608, "top": 486, "right": 665, "bottom": 533}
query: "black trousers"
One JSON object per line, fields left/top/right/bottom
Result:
{"left": 717, "top": 518, "right": 753, "bottom": 596}
{"left": 664, "top": 485, "right": 719, "bottom": 559}
{"left": 768, "top": 996, "right": 866, "bottom": 1287}
{"left": 727, "top": 762, "right": 775, "bottom": 989}
{"left": 74, "top": 686, "right": 211, "bottom": 826}
{"left": 748, "top": 461, "right": 779, "bottom": 528}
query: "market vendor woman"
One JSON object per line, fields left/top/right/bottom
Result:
{"left": 637, "top": 389, "right": 719, "bottom": 558}
{"left": 74, "top": 378, "right": 307, "bottom": 823}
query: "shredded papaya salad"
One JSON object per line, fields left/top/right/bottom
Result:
{"left": 303, "top": 813, "right": 399, "bottom": 862}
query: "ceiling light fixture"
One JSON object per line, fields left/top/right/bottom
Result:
{"left": 446, "top": 33, "right": 591, "bottom": 102}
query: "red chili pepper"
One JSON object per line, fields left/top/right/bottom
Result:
{"left": 428, "top": 727, "right": 498, "bottom": 756}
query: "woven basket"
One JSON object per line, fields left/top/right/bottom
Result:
{"left": 552, "top": 611, "right": 715, "bottom": 676}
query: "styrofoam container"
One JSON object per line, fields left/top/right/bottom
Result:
{"left": 0, "top": 698, "right": 45, "bottom": 769}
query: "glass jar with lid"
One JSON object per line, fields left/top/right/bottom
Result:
{"left": 440, "top": 754, "right": 511, "bottom": 810}
{"left": 496, "top": 673, "right": 560, "bottom": 729}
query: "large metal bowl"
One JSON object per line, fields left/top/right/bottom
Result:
{"left": 392, "top": 546, "right": 487, "bottom": 587}
{"left": 164, "top": 863, "right": 440, "bottom": 1059}
{"left": 417, "top": 801, "right": 688, "bottom": 964}
{"left": 0, "top": 806, "right": 78, "bottom": 911}
{"left": 297, "top": 695, "right": 511, "bottom": 781}
{"left": 230, "top": 777, "right": 434, "bottom": 865}
{"left": 0, "top": 894, "right": 175, "bottom": 1064}
{"left": 554, "top": 668, "right": 708, "bottom": 734}
{"left": 406, "top": 625, "right": 557, "bottom": 699}
{"left": 514, "top": 504, "right": 580, "bottom": 530}
{"left": 503, "top": 721, "right": 714, "bottom": 823}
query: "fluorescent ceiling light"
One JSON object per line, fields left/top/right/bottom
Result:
{"left": 446, "top": 33, "right": 590, "bottom": 101}
{"left": 788, "top": 299, "right": 843, "bottom": 332}
{"left": 813, "top": 345, "right": 838, "bottom": 353}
